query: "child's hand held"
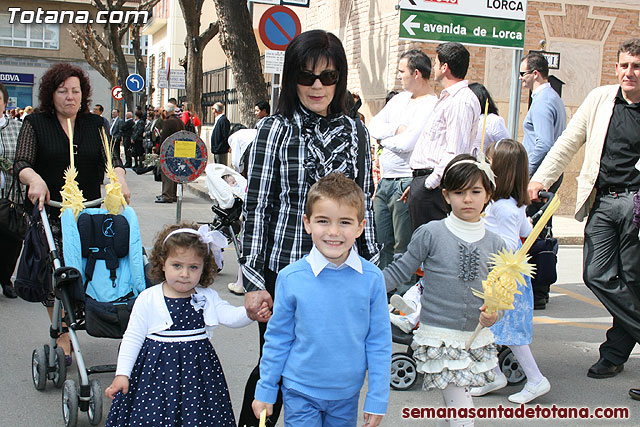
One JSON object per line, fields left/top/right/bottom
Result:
{"left": 479, "top": 304, "right": 498, "bottom": 327}
{"left": 251, "top": 399, "right": 273, "bottom": 420}
{"left": 105, "top": 375, "right": 129, "bottom": 399}
{"left": 363, "top": 412, "right": 384, "bottom": 426}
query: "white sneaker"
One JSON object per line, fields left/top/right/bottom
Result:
{"left": 390, "top": 313, "right": 415, "bottom": 334}
{"left": 227, "top": 282, "right": 244, "bottom": 295}
{"left": 508, "top": 377, "right": 550, "bottom": 404}
{"left": 390, "top": 294, "right": 416, "bottom": 315}
{"left": 470, "top": 372, "right": 508, "bottom": 396}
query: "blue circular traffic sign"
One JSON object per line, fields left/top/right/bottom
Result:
{"left": 259, "top": 6, "right": 301, "bottom": 51}
{"left": 125, "top": 73, "right": 144, "bottom": 93}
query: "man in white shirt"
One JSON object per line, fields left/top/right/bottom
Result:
{"left": 369, "top": 50, "right": 436, "bottom": 273}
{"left": 407, "top": 42, "right": 481, "bottom": 230}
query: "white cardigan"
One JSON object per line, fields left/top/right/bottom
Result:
{"left": 115, "top": 284, "right": 252, "bottom": 377}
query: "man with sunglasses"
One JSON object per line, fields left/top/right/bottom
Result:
{"left": 520, "top": 52, "right": 566, "bottom": 309}
{"left": 520, "top": 52, "right": 566, "bottom": 178}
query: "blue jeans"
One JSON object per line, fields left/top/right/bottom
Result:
{"left": 374, "top": 177, "right": 413, "bottom": 271}
{"left": 282, "top": 386, "right": 359, "bottom": 427}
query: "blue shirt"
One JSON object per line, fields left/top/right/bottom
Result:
{"left": 255, "top": 247, "right": 391, "bottom": 415}
{"left": 522, "top": 83, "right": 566, "bottom": 176}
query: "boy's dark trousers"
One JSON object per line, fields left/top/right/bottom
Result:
{"left": 238, "top": 268, "right": 283, "bottom": 427}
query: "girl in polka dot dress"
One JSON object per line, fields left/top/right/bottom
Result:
{"left": 105, "top": 223, "right": 262, "bottom": 426}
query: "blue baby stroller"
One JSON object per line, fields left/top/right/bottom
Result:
{"left": 29, "top": 200, "right": 147, "bottom": 427}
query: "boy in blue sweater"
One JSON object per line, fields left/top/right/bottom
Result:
{"left": 252, "top": 172, "right": 391, "bottom": 427}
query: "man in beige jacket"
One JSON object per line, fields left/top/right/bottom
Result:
{"left": 529, "top": 39, "right": 640, "bottom": 385}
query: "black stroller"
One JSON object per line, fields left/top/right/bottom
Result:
{"left": 390, "top": 191, "right": 558, "bottom": 390}
{"left": 29, "top": 200, "right": 147, "bottom": 427}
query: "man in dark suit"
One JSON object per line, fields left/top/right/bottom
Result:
{"left": 210, "top": 102, "right": 230, "bottom": 165}
{"left": 120, "top": 111, "right": 135, "bottom": 168}
{"left": 156, "top": 103, "right": 185, "bottom": 203}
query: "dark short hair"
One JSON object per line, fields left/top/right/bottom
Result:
{"left": 305, "top": 172, "right": 365, "bottom": 222}
{"left": 94, "top": 104, "right": 104, "bottom": 113}
{"left": 38, "top": 63, "right": 92, "bottom": 114}
{"left": 436, "top": 42, "right": 470, "bottom": 79}
{"left": 135, "top": 110, "right": 144, "bottom": 119}
{"left": 490, "top": 139, "right": 530, "bottom": 207}
{"left": 0, "top": 82, "right": 8, "bottom": 107}
{"left": 277, "top": 30, "right": 348, "bottom": 119}
{"left": 468, "top": 83, "right": 499, "bottom": 115}
{"left": 618, "top": 38, "right": 640, "bottom": 60}
{"left": 400, "top": 49, "right": 432, "bottom": 79}
{"left": 385, "top": 90, "right": 399, "bottom": 105}
{"left": 441, "top": 154, "right": 494, "bottom": 195}
{"left": 255, "top": 100, "right": 270, "bottom": 115}
{"left": 522, "top": 52, "right": 549, "bottom": 79}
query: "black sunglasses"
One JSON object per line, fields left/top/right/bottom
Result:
{"left": 519, "top": 70, "right": 534, "bottom": 77}
{"left": 297, "top": 70, "right": 339, "bottom": 86}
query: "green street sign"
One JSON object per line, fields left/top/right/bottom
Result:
{"left": 399, "top": 9, "right": 525, "bottom": 49}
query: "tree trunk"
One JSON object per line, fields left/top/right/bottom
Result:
{"left": 214, "top": 0, "right": 268, "bottom": 127}
{"left": 178, "top": 0, "right": 218, "bottom": 121}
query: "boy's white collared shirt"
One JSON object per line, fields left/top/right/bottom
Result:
{"left": 306, "top": 245, "right": 363, "bottom": 277}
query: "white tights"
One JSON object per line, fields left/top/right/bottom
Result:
{"left": 509, "top": 344, "right": 544, "bottom": 385}
{"left": 436, "top": 384, "right": 475, "bottom": 427}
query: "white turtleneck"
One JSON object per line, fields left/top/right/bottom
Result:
{"left": 444, "top": 213, "right": 485, "bottom": 243}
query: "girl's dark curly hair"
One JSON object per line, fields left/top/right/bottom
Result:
{"left": 37, "top": 63, "right": 92, "bottom": 115}
{"left": 148, "top": 223, "right": 218, "bottom": 287}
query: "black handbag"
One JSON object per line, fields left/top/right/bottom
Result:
{"left": 0, "top": 174, "right": 27, "bottom": 241}
{"left": 15, "top": 206, "right": 52, "bottom": 302}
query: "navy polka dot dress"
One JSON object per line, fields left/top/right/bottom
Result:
{"left": 106, "top": 297, "right": 235, "bottom": 426}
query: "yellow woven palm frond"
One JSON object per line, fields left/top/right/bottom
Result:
{"left": 100, "top": 128, "right": 126, "bottom": 214}
{"left": 59, "top": 119, "right": 85, "bottom": 219}
{"left": 466, "top": 195, "right": 562, "bottom": 349}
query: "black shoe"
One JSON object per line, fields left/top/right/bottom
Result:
{"left": 534, "top": 299, "right": 546, "bottom": 310}
{"left": 2, "top": 283, "right": 17, "bottom": 298}
{"left": 124, "top": 163, "right": 132, "bottom": 168}
{"left": 630, "top": 388, "right": 640, "bottom": 401}
{"left": 587, "top": 358, "right": 624, "bottom": 379}
{"left": 155, "top": 198, "right": 173, "bottom": 204}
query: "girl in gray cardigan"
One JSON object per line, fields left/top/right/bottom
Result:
{"left": 383, "top": 154, "right": 504, "bottom": 427}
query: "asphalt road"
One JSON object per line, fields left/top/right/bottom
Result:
{"left": 0, "top": 170, "right": 638, "bottom": 426}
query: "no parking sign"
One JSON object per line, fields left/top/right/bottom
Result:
{"left": 258, "top": 6, "right": 301, "bottom": 51}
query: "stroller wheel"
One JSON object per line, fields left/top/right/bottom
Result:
{"left": 87, "top": 379, "right": 103, "bottom": 426}
{"left": 32, "top": 345, "right": 49, "bottom": 391}
{"left": 53, "top": 347, "right": 67, "bottom": 389}
{"left": 390, "top": 353, "right": 418, "bottom": 390}
{"left": 498, "top": 347, "right": 527, "bottom": 385}
{"left": 62, "top": 379, "right": 79, "bottom": 427}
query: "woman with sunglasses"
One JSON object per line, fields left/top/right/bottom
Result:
{"left": 237, "top": 29, "right": 378, "bottom": 427}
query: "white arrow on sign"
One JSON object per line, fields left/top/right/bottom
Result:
{"left": 403, "top": 14, "right": 420, "bottom": 36}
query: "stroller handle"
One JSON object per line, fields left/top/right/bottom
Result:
{"left": 530, "top": 191, "right": 555, "bottom": 224}
{"left": 537, "top": 191, "right": 554, "bottom": 201}
{"left": 48, "top": 198, "right": 104, "bottom": 209}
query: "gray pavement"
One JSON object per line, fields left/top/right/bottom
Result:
{"left": 0, "top": 170, "right": 638, "bottom": 426}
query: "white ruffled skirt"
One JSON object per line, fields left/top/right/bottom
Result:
{"left": 412, "top": 324, "right": 498, "bottom": 390}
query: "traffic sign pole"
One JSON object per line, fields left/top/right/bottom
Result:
{"left": 159, "top": 130, "right": 208, "bottom": 223}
